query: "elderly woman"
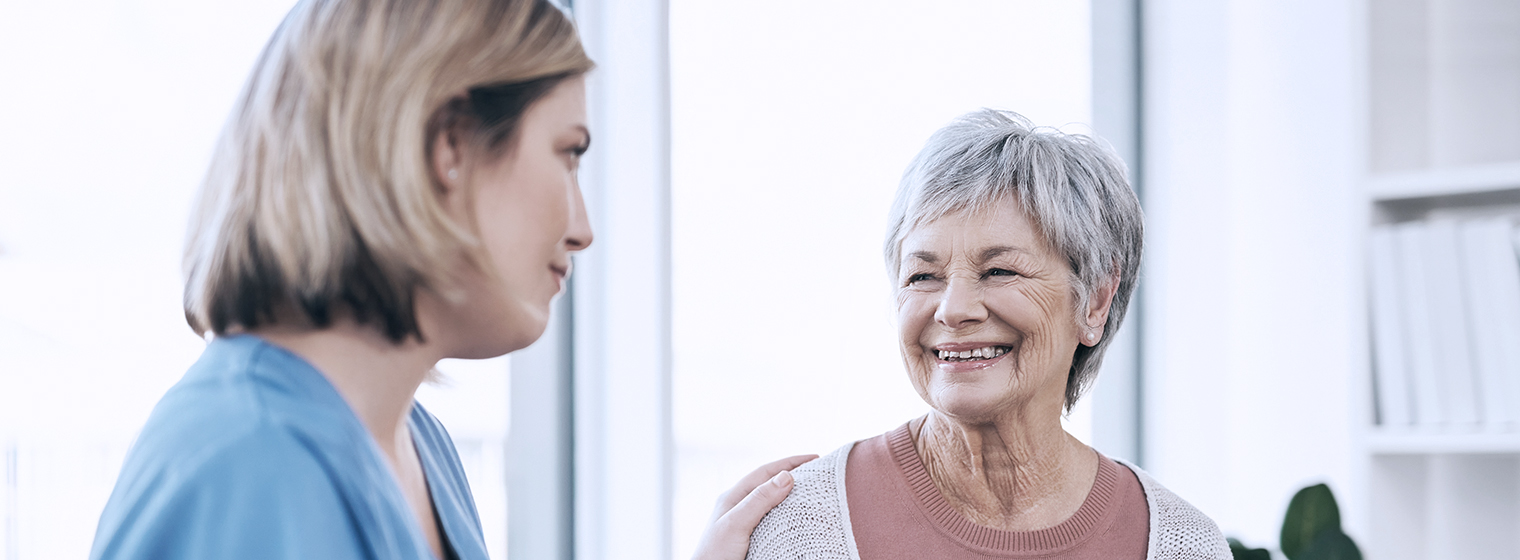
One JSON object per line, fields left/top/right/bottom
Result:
{"left": 747, "top": 110, "right": 1228, "bottom": 560}
{"left": 88, "top": 1, "right": 807, "bottom": 559}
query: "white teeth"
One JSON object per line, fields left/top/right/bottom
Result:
{"left": 938, "top": 346, "right": 1007, "bottom": 361}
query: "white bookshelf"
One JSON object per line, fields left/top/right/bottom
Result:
{"left": 1366, "top": 431, "right": 1520, "bottom": 455}
{"left": 1368, "top": 162, "right": 1520, "bottom": 202}
{"left": 1362, "top": 0, "right": 1520, "bottom": 559}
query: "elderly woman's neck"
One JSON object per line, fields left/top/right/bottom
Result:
{"left": 911, "top": 411, "right": 1099, "bottom": 532}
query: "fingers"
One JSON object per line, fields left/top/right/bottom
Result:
{"left": 692, "top": 454, "right": 819, "bottom": 560}
{"left": 712, "top": 454, "right": 817, "bottom": 516}
{"left": 713, "top": 469, "right": 795, "bottom": 536}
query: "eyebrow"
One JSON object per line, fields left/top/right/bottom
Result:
{"left": 979, "top": 246, "right": 1029, "bottom": 262}
{"left": 907, "top": 245, "right": 1031, "bottom": 265}
{"left": 908, "top": 250, "right": 939, "bottom": 264}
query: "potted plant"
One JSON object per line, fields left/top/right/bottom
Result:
{"left": 1229, "top": 483, "right": 1363, "bottom": 560}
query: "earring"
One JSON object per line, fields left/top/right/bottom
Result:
{"left": 1086, "top": 332, "right": 1096, "bottom": 341}
{"left": 447, "top": 169, "right": 458, "bottom": 180}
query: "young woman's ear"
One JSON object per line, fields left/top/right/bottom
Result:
{"left": 431, "top": 126, "right": 464, "bottom": 193}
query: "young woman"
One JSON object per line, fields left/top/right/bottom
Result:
{"left": 89, "top": 1, "right": 808, "bottom": 558}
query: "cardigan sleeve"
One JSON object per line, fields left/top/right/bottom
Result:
{"left": 1116, "top": 460, "right": 1232, "bottom": 560}
{"left": 746, "top": 444, "right": 858, "bottom": 560}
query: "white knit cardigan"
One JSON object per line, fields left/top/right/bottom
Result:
{"left": 747, "top": 442, "right": 1231, "bottom": 560}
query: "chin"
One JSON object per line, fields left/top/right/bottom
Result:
{"left": 451, "top": 306, "right": 548, "bottom": 359}
{"left": 451, "top": 334, "right": 524, "bottom": 360}
{"left": 926, "top": 385, "right": 1015, "bottom": 424}
{"left": 506, "top": 303, "right": 553, "bottom": 349}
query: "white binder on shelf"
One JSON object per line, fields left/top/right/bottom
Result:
{"left": 1425, "top": 219, "right": 1481, "bottom": 427}
{"left": 1457, "top": 218, "right": 1520, "bottom": 428}
{"left": 1396, "top": 222, "right": 1445, "bottom": 427}
{"left": 1369, "top": 226, "right": 1413, "bottom": 427}
{"left": 1507, "top": 225, "right": 1520, "bottom": 429}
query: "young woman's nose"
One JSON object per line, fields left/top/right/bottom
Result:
{"left": 565, "top": 184, "right": 593, "bottom": 251}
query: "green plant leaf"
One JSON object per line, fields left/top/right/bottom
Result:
{"left": 1227, "top": 537, "right": 1272, "bottom": 560}
{"left": 1281, "top": 483, "right": 1342, "bottom": 559}
{"left": 1298, "top": 530, "right": 1363, "bottom": 560}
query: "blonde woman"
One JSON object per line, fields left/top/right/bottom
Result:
{"left": 88, "top": 1, "right": 807, "bottom": 559}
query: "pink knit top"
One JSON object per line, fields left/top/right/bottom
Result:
{"left": 845, "top": 424, "right": 1149, "bottom": 559}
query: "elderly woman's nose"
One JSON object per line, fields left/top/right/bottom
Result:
{"left": 933, "top": 278, "right": 988, "bottom": 328}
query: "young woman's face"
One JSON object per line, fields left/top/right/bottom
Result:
{"left": 894, "top": 199, "right": 1082, "bottom": 423}
{"left": 440, "top": 76, "right": 593, "bottom": 358}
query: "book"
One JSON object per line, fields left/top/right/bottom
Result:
{"left": 1424, "top": 219, "right": 1480, "bottom": 426}
{"left": 1505, "top": 224, "right": 1520, "bottom": 427}
{"left": 1457, "top": 218, "right": 1520, "bottom": 427}
{"left": 1395, "top": 222, "right": 1445, "bottom": 426}
{"left": 1369, "top": 226, "right": 1413, "bottom": 427}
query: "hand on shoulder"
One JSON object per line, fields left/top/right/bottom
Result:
{"left": 690, "top": 454, "right": 817, "bottom": 560}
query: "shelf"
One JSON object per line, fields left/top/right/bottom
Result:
{"left": 1368, "top": 161, "right": 1520, "bottom": 202}
{"left": 1365, "top": 429, "right": 1520, "bottom": 454}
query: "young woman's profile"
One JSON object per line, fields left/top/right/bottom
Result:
{"left": 88, "top": 1, "right": 809, "bottom": 558}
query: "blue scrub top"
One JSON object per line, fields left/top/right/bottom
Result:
{"left": 90, "top": 335, "right": 488, "bottom": 560}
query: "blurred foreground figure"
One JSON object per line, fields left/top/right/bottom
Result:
{"left": 747, "top": 110, "right": 1230, "bottom": 560}
{"left": 89, "top": 1, "right": 808, "bottom": 558}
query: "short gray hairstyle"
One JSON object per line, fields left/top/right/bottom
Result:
{"left": 884, "top": 109, "right": 1143, "bottom": 411}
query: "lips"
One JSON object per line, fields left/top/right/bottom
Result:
{"left": 929, "top": 341, "right": 1014, "bottom": 374}
{"left": 549, "top": 262, "right": 570, "bottom": 292}
{"left": 932, "top": 341, "right": 1013, "bottom": 363}
{"left": 936, "top": 345, "right": 1010, "bottom": 362}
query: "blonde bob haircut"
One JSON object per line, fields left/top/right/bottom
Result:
{"left": 184, "top": 0, "right": 593, "bottom": 343}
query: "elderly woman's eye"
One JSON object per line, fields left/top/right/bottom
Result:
{"left": 906, "top": 273, "right": 936, "bottom": 284}
{"left": 986, "top": 268, "right": 1017, "bottom": 278}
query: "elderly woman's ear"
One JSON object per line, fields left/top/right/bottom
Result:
{"left": 1081, "top": 273, "right": 1121, "bottom": 346}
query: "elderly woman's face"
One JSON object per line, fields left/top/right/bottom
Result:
{"left": 895, "top": 198, "right": 1081, "bottom": 422}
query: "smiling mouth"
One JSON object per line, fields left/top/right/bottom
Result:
{"left": 936, "top": 346, "right": 1011, "bottom": 362}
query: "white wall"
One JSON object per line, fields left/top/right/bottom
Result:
{"left": 0, "top": 4, "right": 294, "bottom": 557}
{"left": 1140, "top": 0, "right": 1363, "bottom": 547}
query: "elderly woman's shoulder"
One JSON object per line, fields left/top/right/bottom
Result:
{"left": 1115, "top": 460, "right": 1233, "bottom": 560}
{"left": 746, "top": 443, "right": 857, "bottom": 560}
{"left": 748, "top": 446, "right": 1231, "bottom": 560}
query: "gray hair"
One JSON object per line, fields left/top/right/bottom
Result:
{"left": 884, "top": 109, "right": 1143, "bottom": 411}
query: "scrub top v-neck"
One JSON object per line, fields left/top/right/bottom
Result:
{"left": 90, "top": 335, "right": 489, "bottom": 560}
